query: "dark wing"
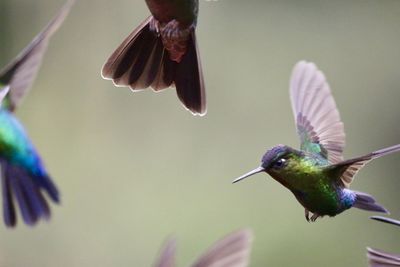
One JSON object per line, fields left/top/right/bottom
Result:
{"left": 190, "top": 229, "right": 253, "bottom": 267}
{"left": 153, "top": 238, "right": 176, "bottom": 267}
{"left": 367, "top": 247, "right": 400, "bottom": 266}
{"left": 290, "top": 61, "right": 345, "bottom": 164}
{"left": 327, "top": 144, "right": 400, "bottom": 187}
{"left": 0, "top": 0, "right": 75, "bottom": 111}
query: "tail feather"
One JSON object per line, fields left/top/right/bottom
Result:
{"left": 174, "top": 32, "right": 206, "bottom": 115}
{"left": 102, "top": 17, "right": 206, "bottom": 115}
{"left": 353, "top": 191, "right": 389, "bottom": 214}
{"left": 0, "top": 160, "right": 58, "bottom": 227}
{"left": 1, "top": 164, "right": 16, "bottom": 226}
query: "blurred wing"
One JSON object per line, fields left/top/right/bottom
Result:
{"left": 191, "top": 229, "right": 253, "bottom": 267}
{"left": 290, "top": 61, "right": 345, "bottom": 164}
{"left": 0, "top": 0, "right": 75, "bottom": 111}
{"left": 154, "top": 238, "right": 176, "bottom": 267}
{"left": 367, "top": 247, "right": 400, "bottom": 266}
{"left": 371, "top": 216, "right": 400, "bottom": 227}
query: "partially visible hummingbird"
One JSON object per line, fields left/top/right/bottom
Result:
{"left": 153, "top": 229, "right": 253, "bottom": 267}
{"left": 233, "top": 61, "right": 400, "bottom": 222}
{"left": 0, "top": 0, "right": 74, "bottom": 227}
{"left": 367, "top": 216, "right": 400, "bottom": 266}
{"left": 102, "top": 0, "right": 206, "bottom": 116}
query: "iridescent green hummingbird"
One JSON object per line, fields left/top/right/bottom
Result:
{"left": 102, "top": 0, "right": 206, "bottom": 116}
{"left": 153, "top": 229, "right": 253, "bottom": 267}
{"left": 367, "top": 216, "right": 400, "bottom": 266}
{"left": 233, "top": 61, "right": 400, "bottom": 222}
{"left": 0, "top": 0, "right": 74, "bottom": 227}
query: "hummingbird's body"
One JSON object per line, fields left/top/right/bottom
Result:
{"left": 102, "top": 0, "right": 205, "bottom": 115}
{"left": 145, "top": 0, "right": 198, "bottom": 25}
{"left": 0, "top": 0, "right": 74, "bottom": 227}
{"left": 234, "top": 61, "right": 399, "bottom": 221}
{"left": 0, "top": 108, "right": 46, "bottom": 175}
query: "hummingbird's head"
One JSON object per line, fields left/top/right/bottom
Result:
{"left": 232, "top": 144, "right": 301, "bottom": 184}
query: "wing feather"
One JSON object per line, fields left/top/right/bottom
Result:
{"left": 154, "top": 238, "right": 176, "bottom": 267}
{"left": 0, "top": 0, "right": 75, "bottom": 111}
{"left": 190, "top": 229, "right": 253, "bottom": 267}
{"left": 290, "top": 61, "right": 345, "bottom": 163}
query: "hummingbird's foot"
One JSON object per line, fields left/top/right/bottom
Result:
{"left": 310, "top": 213, "right": 321, "bottom": 222}
{"left": 305, "top": 209, "right": 310, "bottom": 222}
{"left": 160, "top": 19, "right": 195, "bottom": 40}
{"left": 159, "top": 20, "right": 195, "bottom": 62}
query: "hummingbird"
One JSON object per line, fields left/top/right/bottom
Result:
{"left": 367, "top": 216, "right": 400, "bottom": 266}
{"left": 153, "top": 229, "right": 253, "bottom": 267}
{"left": 233, "top": 61, "right": 400, "bottom": 222}
{"left": 0, "top": 0, "right": 74, "bottom": 227}
{"left": 102, "top": 0, "right": 206, "bottom": 116}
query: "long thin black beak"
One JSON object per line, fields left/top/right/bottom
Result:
{"left": 370, "top": 216, "right": 400, "bottom": 227}
{"left": 232, "top": 167, "right": 265, "bottom": 184}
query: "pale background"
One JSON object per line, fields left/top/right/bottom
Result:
{"left": 0, "top": 0, "right": 400, "bottom": 266}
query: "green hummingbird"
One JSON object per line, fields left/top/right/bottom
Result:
{"left": 233, "top": 61, "right": 400, "bottom": 222}
{"left": 153, "top": 229, "right": 253, "bottom": 267}
{"left": 0, "top": 0, "right": 74, "bottom": 227}
{"left": 102, "top": 0, "right": 206, "bottom": 116}
{"left": 367, "top": 216, "right": 400, "bottom": 266}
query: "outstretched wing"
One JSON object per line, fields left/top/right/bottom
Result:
{"left": 367, "top": 247, "right": 400, "bottom": 267}
{"left": 328, "top": 144, "right": 400, "bottom": 187}
{"left": 190, "top": 229, "right": 253, "bottom": 267}
{"left": 153, "top": 238, "right": 176, "bottom": 267}
{"left": 290, "top": 61, "right": 345, "bottom": 164}
{"left": 0, "top": 0, "right": 75, "bottom": 111}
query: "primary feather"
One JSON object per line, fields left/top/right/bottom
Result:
{"left": 290, "top": 61, "right": 345, "bottom": 164}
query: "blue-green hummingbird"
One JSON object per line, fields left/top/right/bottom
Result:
{"left": 233, "top": 61, "right": 400, "bottom": 222}
{"left": 154, "top": 229, "right": 253, "bottom": 267}
{"left": 367, "top": 216, "right": 400, "bottom": 266}
{"left": 0, "top": 0, "right": 74, "bottom": 227}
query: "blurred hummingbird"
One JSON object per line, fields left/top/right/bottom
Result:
{"left": 153, "top": 229, "right": 253, "bottom": 267}
{"left": 102, "top": 0, "right": 206, "bottom": 116}
{"left": 0, "top": 0, "right": 74, "bottom": 227}
{"left": 233, "top": 61, "right": 400, "bottom": 222}
{"left": 367, "top": 216, "right": 400, "bottom": 266}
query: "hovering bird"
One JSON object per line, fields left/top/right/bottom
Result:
{"left": 153, "top": 229, "right": 253, "bottom": 267}
{"left": 367, "top": 216, "right": 400, "bottom": 266}
{"left": 233, "top": 61, "right": 400, "bottom": 222}
{"left": 0, "top": 0, "right": 74, "bottom": 227}
{"left": 102, "top": 0, "right": 206, "bottom": 116}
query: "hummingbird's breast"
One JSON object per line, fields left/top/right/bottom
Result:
{"left": 0, "top": 109, "right": 46, "bottom": 177}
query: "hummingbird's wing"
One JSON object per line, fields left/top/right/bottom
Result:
{"left": 327, "top": 144, "right": 400, "bottom": 187}
{"left": 154, "top": 237, "right": 176, "bottom": 267}
{"left": 290, "top": 61, "right": 345, "bottom": 164}
{"left": 0, "top": 0, "right": 75, "bottom": 112}
{"left": 367, "top": 247, "right": 400, "bottom": 266}
{"left": 190, "top": 229, "right": 253, "bottom": 267}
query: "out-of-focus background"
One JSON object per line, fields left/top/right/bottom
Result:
{"left": 1, "top": 0, "right": 400, "bottom": 266}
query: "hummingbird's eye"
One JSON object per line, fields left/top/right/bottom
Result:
{"left": 273, "top": 158, "right": 286, "bottom": 169}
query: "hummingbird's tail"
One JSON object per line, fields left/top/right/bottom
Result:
{"left": 0, "top": 160, "right": 59, "bottom": 227}
{"left": 353, "top": 191, "right": 389, "bottom": 214}
{"left": 101, "top": 16, "right": 206, "bottom": 115}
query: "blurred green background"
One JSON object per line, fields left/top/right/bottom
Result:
{"left": 1, "top": 0, "right": 400, "bottom": 266}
